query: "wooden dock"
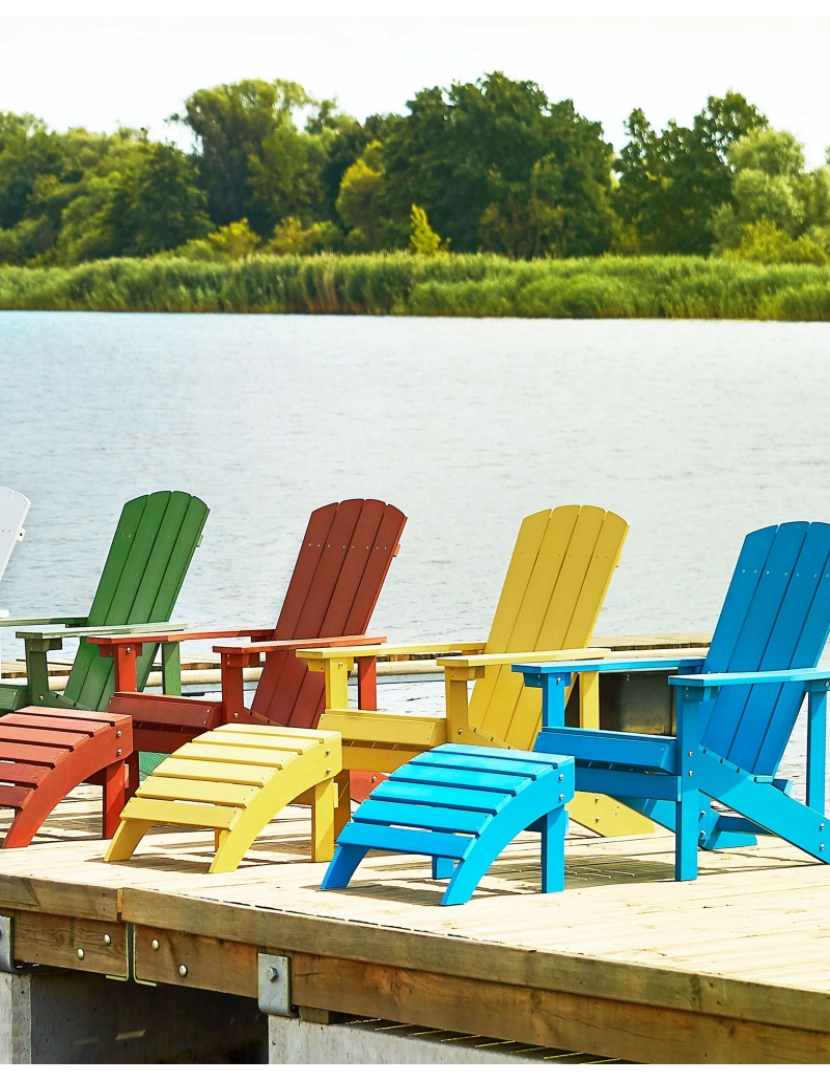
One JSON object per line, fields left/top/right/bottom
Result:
{"left": 1, "top": 785, "right": 829, "bottom": 1063}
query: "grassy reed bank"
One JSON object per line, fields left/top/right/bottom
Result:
{"left": 2, "top": 253, "right": 830, "bottom": 319}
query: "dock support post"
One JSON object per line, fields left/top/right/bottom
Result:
{"left": 0, "top": 968, "right": 266, "bottom": 1063}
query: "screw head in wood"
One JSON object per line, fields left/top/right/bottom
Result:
{"left": 178, "top": 965, "right": 188, "bottom": 977}
{"left": 103, "top": 934, "right": 111, "bottom": 946}
{"left": 77, "top": 949, "right": 85, "bottom": 960}
{"left": 151, "top": 939, "right": 160, "bottom": 950}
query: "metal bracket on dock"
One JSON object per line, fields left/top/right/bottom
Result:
{"left": 257, "top": 954, "right": 296, "bottom": 1017}
{"left": 0, "top": 915, "right": 19, "bottom": 973}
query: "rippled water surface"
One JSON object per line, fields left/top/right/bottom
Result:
{"left": 2, "top": 312, "right": 830, "bottom": 794}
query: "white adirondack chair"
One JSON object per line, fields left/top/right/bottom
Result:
{"left": 0, "top": 487, "right": 31, "bottom": 674}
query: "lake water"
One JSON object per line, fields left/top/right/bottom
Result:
{"left": 2, "top": 312, "right": 830, "bottom": 798}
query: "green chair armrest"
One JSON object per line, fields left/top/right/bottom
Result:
{"left": 17, "top": 621, "right": 188, "bottom": 643}
{"left": 0, "top": 616, "right": 87, "bottom": 629}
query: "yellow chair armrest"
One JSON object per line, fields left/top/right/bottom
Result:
{"left": 297, "top": 640, "right": 486, "bottom": 662}
{"left": 438, "top": 647, "right": 610, "bottom": 678}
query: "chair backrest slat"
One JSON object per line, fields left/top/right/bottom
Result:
{"left": 253, "top": 500, "right": 406, "bottom": 726}
{"left": 64, "top": 492, "right": 209, "bottom": 709}
{"left": 470, "top": 506, "right": 629, "bottom": 751}
{"left": 0, "top": 487, "right": 30, "bottom": 584}
{"left": 701, "top": 522, "right": 830, "bottom": 775}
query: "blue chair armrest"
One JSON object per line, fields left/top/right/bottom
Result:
{"left": 514, "top": 656, "right": 704, "bottom": 680}
{"left": 668, "top": 667, "right": 830, "bottom": 689}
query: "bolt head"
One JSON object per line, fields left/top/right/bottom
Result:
{"left": 103, "top": 934, "right": 111, "bottom": 946}
{"left": 267, "top": 966, "right": 280, "bottom": 982}
{"left": 688, "top": 750, "right": 693, "bottom": 757}
{"left": 151, "top": 939, "right": 160, "bottom": 951}
{"left": 688, "top": 770, "right": 694, "bottom": 777}
{"left": 559, "top": 793, "right": 565, "bottom": 801}
{"left": 117, "top": 748, "right": 122, "bottom": 756}
{"left": 178, "top": 965, "right": 188, "bottom": 977}
{"left": 457, "top": 729, "right": 463, "bottom": 735}
{"left": 558, "top": 774, "right": 564, "bottom": 781}
{"left": 77, "top": 949, "right": 85, "bottom": 960}
{"left": 233, "top": 712, "right": 239, "bottom": 718}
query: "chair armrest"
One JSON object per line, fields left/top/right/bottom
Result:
{"left": 668, "top": 667, "right": 830, "bottom": 689}
{"left": 514, "top": 655, "right": 706, "bottom": 680}
{"left": 296, "top": 640, "right": 486, "bottom": 662}
{"left": 0, "top": 616, "right": 87, "bottom": 628}
{"left": 86, "top": 626, "right": 274, "bottom": 647}
{"left": 214, "top": 635, "right": 387, "bottom": 660}
{"left": 19, "top": 621, "right": 188, "bottom": 644}
{"left": 440, "top": 648, "right": 610, "bottom": 679}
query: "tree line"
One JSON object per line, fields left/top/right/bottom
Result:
{"left": 2, "top": 72, "right": 829, "bottom": 268}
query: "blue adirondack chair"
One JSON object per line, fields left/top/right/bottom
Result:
{"left": 515, "top": 521, "right": 830, "bottom": 881}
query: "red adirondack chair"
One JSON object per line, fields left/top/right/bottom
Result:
{"left": 91, "top": 500, "right": 406, "bottom": 798}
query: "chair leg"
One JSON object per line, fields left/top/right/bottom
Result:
{"left": 105, "top": 818, "right": 154, "bottom": 862}
{"left": 125, "top": 751, "right": 141, "bottom": 801}
{"left": 321, "top": 843, "right": 367, "bottom": 889}
{"left": 432, "top": 856, "right": 455, "bottom": 879}
{"left": 310, "top": 778, "right": 335, "bottom": 861}
{"left": 541, "top": 809, "right": 568, "bottom": 893}
{"left": 334, "top": 770, "right": 351, "bottom": 838}
{"left": 102, "top": 761, "right": 127, "bottom": 839}
{"left": 675, "top": 792, "right": 699, "bottom": 881}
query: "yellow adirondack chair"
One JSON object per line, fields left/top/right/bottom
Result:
{"left": 298, "top": 505, "right": 653, "bottom": 838}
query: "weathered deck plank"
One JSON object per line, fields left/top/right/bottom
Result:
{"left": 1, "top": 787, "right": 829, "bottom": 1061}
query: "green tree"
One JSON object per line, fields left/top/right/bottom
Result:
{"left": 335, "top": 141, "right": 386, "bottom": 250}
{"left": 173, "top": 78, "right": 322, "bottom": 231}
{"left": 163, "top": 218, "right": 262, "bottom": 261}
{"left": 380, "top": 73, "right": 617, "bottom": 256}
{"left": 264, "top": 216, "right": 343, "bottom": 255}
{"left": 615, "top": 93, "right": 767, "bottom": 254}
{"left": 712, "top": 128, "right": 830, "bottom": 258}
{"left": 721, "top": 220, "right": 827, "bottom": 265}
{"left": 56, "top": 137, "right": 210, "bottom": 263}
{"left": 409, "top": 204, "right": 448, "bottom": 255}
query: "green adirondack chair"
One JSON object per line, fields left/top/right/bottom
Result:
{"left": 0, "top": 491, "right": 209, "bottom": 717}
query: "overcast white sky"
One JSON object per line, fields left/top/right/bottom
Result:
{"left": 2, "top": 7, "right": 829, "bottom": 168}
